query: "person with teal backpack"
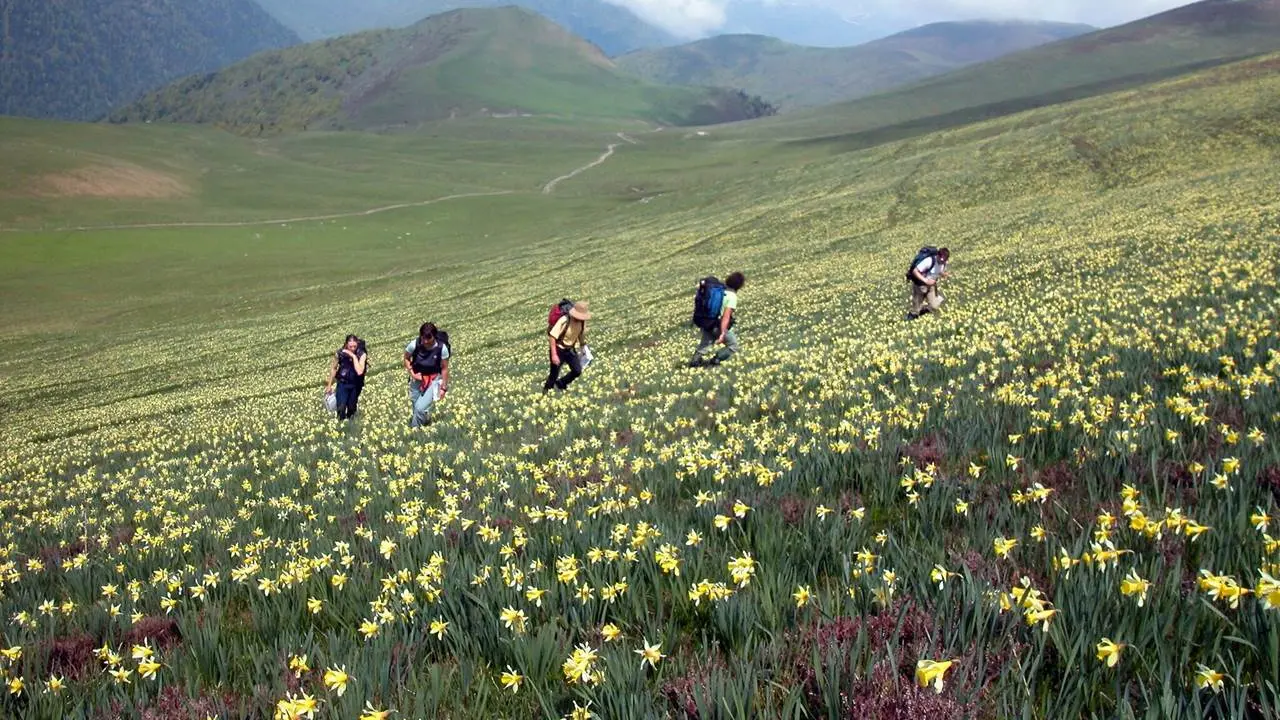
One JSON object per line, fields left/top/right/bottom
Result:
{"left": 906, "top": 247, "right": 950, "bottom": 320}
{"left": 689, "top": 271, "right": 745, "bottom": 367}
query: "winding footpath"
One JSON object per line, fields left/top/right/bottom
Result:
{"left": 7, "top": 131, "right": 640, "bottom": 233}
{"left": 541, "top": 132, "right": 639, "bottom": 194}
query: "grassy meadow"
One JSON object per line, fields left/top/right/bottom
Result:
{"left": 1, "top": 51, "right": 1279, "bottom": 719}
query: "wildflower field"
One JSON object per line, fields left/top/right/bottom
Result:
{"left": 1, "top": 54, "right": 1280, "bottom": 720}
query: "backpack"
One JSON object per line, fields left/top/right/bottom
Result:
{"left": 335, "top": 338, "right": 368, "bottom": 386}
{"left": 906, "top": 246, "right": 940, "bottom": 282}
{"left": 547, "top": 299, "right": 575, "bottom": 335}
{"left": 410, "top": 331, "right": 451, "bottom": 375}
{"left": 692, "top": 276, "right": 726, "bottom": 331}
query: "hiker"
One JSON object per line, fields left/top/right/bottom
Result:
{"left": 403, "top": 322, "right": 450, "bottom": 427}
{"left": 325, "top": 334, "right": 368, "bottom": 421}
{"left": 906, "top": 247, "right": 950, "bottom": 320}
{"left": 545, "top": 300, "right": 591, "bottom": 392}
{"left": 690, "top": 272, "right": 745, "bottom": 367}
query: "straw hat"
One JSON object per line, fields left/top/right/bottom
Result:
{"left": 569, "top": 301, "right": 592, "bottom": 321}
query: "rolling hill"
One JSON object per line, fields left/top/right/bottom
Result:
{"left": 616, "top": 20, "right": 1094, "bottom": 111}
{"left": 254, "top": 0, "right": 676, "bottom": 56}
{"left": 111, "top": 8, "right": 771, "bottom": 132}
{"left": 766, "top": 0, "right": 1280, "bottom": 143}
{"left": 4, "top": 41, "right": 1280, "bottom": 720}
{"left": 0, "top": 0, "right": 300, "bottom": 121}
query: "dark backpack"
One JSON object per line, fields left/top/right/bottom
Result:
{"left": 410, "top": 332, "right": 450, "bottom": 375}
{"left": 547, "top": 299, "right": 575, "bottom": 334}
{"left": 906, "top": 246, "right": 940, "bottom": 282}
{"left": 336, "top": 338, "right": 368, "bottom": 386}
{"left": 692, "top": 276, "right": 726, "bottom": 331}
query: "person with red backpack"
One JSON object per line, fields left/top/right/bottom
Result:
{"left": 545, "top": 299, "right": 591, "bottom": 393}
{"left": 906, "top": 247, "right": 950, "bottom": 320}
{"left": 403, "top": 322, "right": 450, "bottom": 427}
{"left": 689, "top": 271, "right": 744, "bottom": 367}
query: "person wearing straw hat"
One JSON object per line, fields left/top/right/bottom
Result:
{"left": 545, "top": 300, "right": 591, "bottom": 392}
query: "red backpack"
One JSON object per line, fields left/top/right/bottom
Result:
{"left": 547, "top": 298, "right": 575, "bottom": 333}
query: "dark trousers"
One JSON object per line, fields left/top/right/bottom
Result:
{"left": 544, "top": 347, "right": 582, "bottom": 390}
{"left": 335, "top": 382, "right": 363, "bottom": 421}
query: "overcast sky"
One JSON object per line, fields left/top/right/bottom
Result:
{"left": 607, "top": 0, "right": 1195, "bottom": 37}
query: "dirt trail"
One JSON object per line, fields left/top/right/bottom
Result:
{"left": 541, "top": 132, "right": 639, "bottom": 194}
{"left": 543, "top": 144, "right": 617, "bottom": 194}
{"left": 5, "top": 130, "right": 645, "bottom": 233}
{"left": 6, "top": 191, "right": 514, "bottom": 233}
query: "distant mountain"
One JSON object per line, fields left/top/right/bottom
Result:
{"left": 719, "top": 0, "right": 909, "bottom": 47}
{"left": 254, "top": 0, "right": 676, "bottom": 55}
{"left": 617, "top": 21, "right": 1094, "bottom": 111}
{"left": 112, "top": 8, "right": 774, "bottom": 132}
{"left": 0, "top": 0, "right": 299, "bottom": 121}
{"left": 773, "top": 0, "right": 1280, "bottom": 144}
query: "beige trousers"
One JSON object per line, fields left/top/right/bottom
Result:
{"left": 909, "top": 282, "right": 943, "bottom": 315}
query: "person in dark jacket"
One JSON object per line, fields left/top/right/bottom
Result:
{"left": 326, "top": 334, "right": 368, "bottom": 421}
{"left": 403, "top": 322, "right": 450, "bottom": 427}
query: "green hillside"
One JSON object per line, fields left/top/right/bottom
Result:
{"left": 254, "top": 0, "right": 677, "bottom": 56}
{"left": 111, "top": 7, "right": 773, "bottom": 133}
{"left": 1, "top": 49, "right": 1280, "bottom": 719}
{"left": 763, "top": 0, "right": 1280, "bottom": 143}
{"left": 617, "top": 21, "right": 1093, "bottom": 111}
{"left": 0, "top": 114, "right": 646, "bottom": 231}
{"left": 0, "top": 0, "right": 299, "bottom": 121}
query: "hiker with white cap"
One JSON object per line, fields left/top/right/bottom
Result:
{"left": 545, "top": 299, "right": 591, "bottom": 392}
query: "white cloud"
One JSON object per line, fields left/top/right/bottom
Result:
{"left": 604, "top": 0, "right": 730, "bottom": 36}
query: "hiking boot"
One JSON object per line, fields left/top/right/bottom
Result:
{"left": 688, "top": 358, "right": 706, "bottom": 368}
{"left": 904, "top": 312, "right": 919, "bottom": 321}
{"left": 707, "top": 356, "right": 723, "bottom": 367}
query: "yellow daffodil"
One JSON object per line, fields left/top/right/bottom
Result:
{"left": 993, "top": 537, "right": 1018, "bottom": 559}
{"left": 138, "top": 659, "right": 162, "bottom": 680}
{"left": 1255, "top": 569, "right": 1280, "bottom": 610}
{"left": 358, "top": 702, "right": 393, "bottom": 720}
{"left": 1194, "top": 664, "right": 1225, "bottom": 693}
{"left": 915, "top": 659, "right": 954, "bottom": 693}
{"left": 1120, "top": 569, "right": 1151, "bottom": 607}
{"left": 500, "top": 666, "right": 523, "bottom": 693}
{"left": 289, "top": 654, "right": 310, "bottom": 677}
{"left": 322, "top": 666, "right": 351, "bottom": 696}
{"left": 635, "top": 639, "right": 665, "bottom": 668}
{"left": 1096, "top": 638, "right": 1124, "bottom": 668}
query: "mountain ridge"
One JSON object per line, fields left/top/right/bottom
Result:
{"left": 112, "top": 7, "right": 775, "bottom": 133}
{"left": 253, "top": 0, "right": 676, "bottom": 56}
{"left": 0, "top": 0, "right": 300, "bottom": 121}
{"left": 766, "top": 0, "right": 1280, "bottom": 145}
{"left": 616, "top": 20, "right": 1095, "bottom": 111}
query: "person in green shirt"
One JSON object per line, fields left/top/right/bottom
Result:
{"left": 690, "top": 271, "right": 744, "bottom": 367}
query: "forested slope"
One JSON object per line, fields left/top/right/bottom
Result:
{"left": 0, "top": 0, "right": 299, "bottom": 120}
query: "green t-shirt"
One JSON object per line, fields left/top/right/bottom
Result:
{"left": 722, "top": 290, "right": 738, "bottom": 315}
